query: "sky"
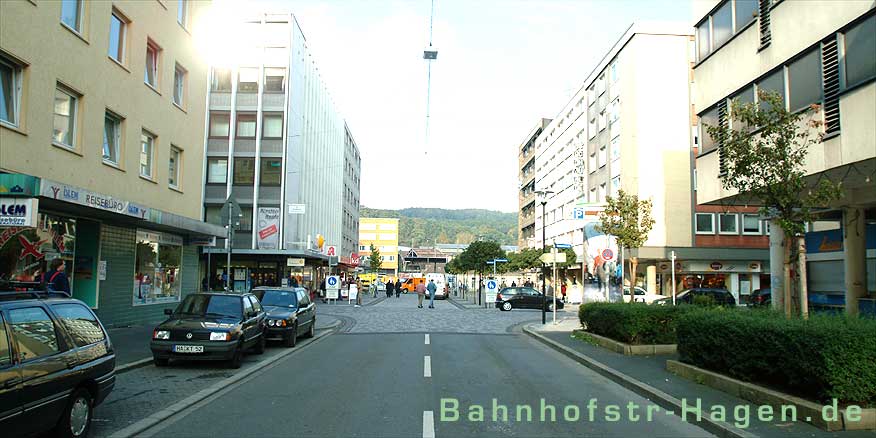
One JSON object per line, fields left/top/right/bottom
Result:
{"left": 223, "top": 0, "right": 693, "bottom": 213}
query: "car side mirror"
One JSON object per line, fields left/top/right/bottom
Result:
{"left": 164, "top": 309, "right": 173, "bottom": 315}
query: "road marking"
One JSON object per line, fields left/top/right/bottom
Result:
{"left": 423, "top": 410, "right": 435, "bottom": 438}
{"left": 425, "top": 334, "right": 430, "bottom": 345}
{"left": 424, "top": 355, "right": 431, "bottom": 378}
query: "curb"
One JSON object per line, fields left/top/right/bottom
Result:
{"left": 522, "top": 325, "right": 756, "bottom": 438}
{"left": 108, "top": 329, "right": 335, "bottom": 438}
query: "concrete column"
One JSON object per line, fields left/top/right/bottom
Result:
{"left": 729, "top": 273, "right": 740, "bottom": 306}
{"left": 843, "top": 207, "right": 867, "bottom": 316}
{"left": 646, "top": 265, "right": 657, "bottom": 293}
{"left": 769, "top": 219, "right": 785, "bottom": 310}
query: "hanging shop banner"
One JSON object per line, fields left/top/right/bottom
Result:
{"left": 0, "top": 198, "right": 38, "bottom": 227}
{"left": 256, "top": 207, "right": 280, "bottom": 249}
{"left": 41, "top": 179, "right": 150, "bottom": 219}
{"left": 0, "top": 214, "right": 77, "bottom": 284}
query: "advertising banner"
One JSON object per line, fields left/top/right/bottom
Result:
{"left": 0, "top": 198, "right": 38, "bottom": 226}
{"left": 256, "top": 207, "right": 280, "bottom": 249}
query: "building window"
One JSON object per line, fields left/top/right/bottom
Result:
{"left": 233, "top": 158, "right": 255, "bottom": 185}
{"left": 207, "top": 158, "right": 227, "bottom": 184}
{"left": 238, "top": 67, "right": 259, "bottom": 92}
{"left": 134, "top": 230, "right": 183, "bottom": 306}
{"left": 103, "top": 111, "right": 122, "bottom": 165}
{"left": 598, "top": 184, "right": 607, "bottom": 202}
{"left": 598, "top": 146, "right": 607, "bottom": 168}
{"left": 169, "top": 146, "right": 181, "bottom": 189}
{"left": 209, "top": 112, "right": 230, "bottom": 137}
{"left": 0, "top": 54, "right": 23, "bottom": 127}
{"left": 52, "top": 85, "right": 78, "bottom": 149}
{"left": 729, "top": 86, "right": 754, "bottom": 131}
{"left": 843, "top": 15, "right": 876, "bottom": 88}
{"left": 756, "top": 69, "right": 785, "bottom": 111}
{"left": 588, "top": 119, "right": 597, "bottom": 139}
{"left": 177, "top": 0, "right": 189, "bottom": 28}
{"left": 264, "top": 68, "right": 286, "bottom": 92}
{"left": 735, "top": 0, "right": 757, "bottom": 32}
{"left": 236, "top": 114, "right": 256, "bottom": 138}
{"left": 742, "top": 214, "right": 761, "bottom": 234}
{"left": 598, "top": 111, "right": 607, "bottom": 131}
{"left": 108, "top": 11, "right": 127, "bottom": 63}
{"left": 60, "top": 0, "right": 82, "bottom": 33}
{"left": 695, "top": 213, "right": 715, "bottom": 234}
{"left": 610, "top": 61, "right": 619, "bottom": 83}
{"left": 712, "top": 1, "right": 733, "bottom": 49}
{"left": 588, "top": 153, "right": 596, "bottom": 174}
{"left": 173, "top": 64, "right": 186, "bottom": 107}
{"left": 718, "top": 213, "right": 738, "bottom": 234}
{"left": 238, "top": 207, "right": 253, "bottom": 231}
{"left": 788, "top": 48, "right": 822, "bottom": 112}
{"left": 145, "top": 40, "right": 161, "bottom": 88}
{"left": 140, "top": 130, "right": 155, "bottom": 178}
{"left": 262, "top": 113, "right": 283, "bottom": 139}
{"left": 699, "top": 106, "right": 719, "bottom": 154}
{"left": 610, "top": 137, "right": 620, "bottom": 161}
{"left": 697, "top": 20, "right": 710, "bottom": 61}
{"left": 589, "top": 187, "right": 596, "bottom": 203}
{"left": 260, "top": 158, "right": 281, "bottom": 186}
{"left": 610, "top": 175, "right": 620, "bottom": 197}
{"left": 212, "top": 69, "right": 231, "bottom": 91}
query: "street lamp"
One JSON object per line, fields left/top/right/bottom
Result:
{"left": 535, "top": 189, "right": 555, "bottom": 324}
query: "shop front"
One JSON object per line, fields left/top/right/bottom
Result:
{"left": 202, "top": 248, "right": 330, "bottom": 293}
{"left": 656, "top": 260, "right": 769, "bottom": 305}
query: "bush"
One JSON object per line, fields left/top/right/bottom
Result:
{"left": 677, "top": 309, "right": 876, "bottom": 406}
{"left": 578, "top": 302, "right": 693, "bottom": 345}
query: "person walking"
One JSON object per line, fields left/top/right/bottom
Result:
{"left": 396, "top": 279, "right": 403, "bottom": 297}
{"left": 355, "top": 278, "right": 363, "bottom": 307}
{"left": 386, "top": 279, "right": 395, "bottom": 297}
{"left": 415, "top": 281, "right": 426, "bottom": 308}
{"left": 43, "top": 259, "right": 71, "bottom": 295}
{"left": 426, "top": 279, "right": 437, "bottom": 309}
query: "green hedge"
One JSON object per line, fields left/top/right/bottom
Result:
{"left": 677, "top": 309, "right": 876, "bottom": 406}
{"left": 578, "top": 303, "right": 693, "bottom": 345}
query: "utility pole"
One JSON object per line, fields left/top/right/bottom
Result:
{"left": 670, "top": 250, "right": 677, "bottom": 306}
{"left": 226, "top": 201, "right": 233, "bottom": 291}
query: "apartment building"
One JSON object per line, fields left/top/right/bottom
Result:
{"left": 692, "top": 0, "right": 875, "bottom": 313}
{"left": 0, "top": 0, "right": 224, "bottom": 327}
{"left": 533, "top": 22, "right": 771, "bottom": 301}
{"left": 518, "top": 118, "right": 552, "bottom": 249}
{"left": 358, "top": 218, "right": 399, "bottom": 275}
{"left": 201, "top": 13, "right": 361, "bottom": 291}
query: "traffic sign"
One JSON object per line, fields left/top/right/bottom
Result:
{"left": 555, "top": 243, "right": 572, "bottom": 249}
{"left": 326, "top": 275, "right": 340, "bottom": 300}
{"left": 601, "top": 248, "right": 615, "bottom": 261}
{"left": 485, "top": 280, "right": 499, "bottom": 303}
{"left": 217, "top": 198, "right": 243, "bottom": 228}
{"left": 494, "top": 258, "right": 508, "bottom": 263}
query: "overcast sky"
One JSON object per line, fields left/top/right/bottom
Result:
{"left": 237, "top": 0, "right": 693, "bottom": 213}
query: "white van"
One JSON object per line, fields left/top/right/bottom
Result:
{"left": 425, "top": 273, "right": 447, "bottom": 299}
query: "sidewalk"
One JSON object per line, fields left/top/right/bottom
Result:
{"left": 107, "top": 314, "right": 341, "bottom": 370}
{"left": 526, "top": 323, "right": 873, "bottom": 438}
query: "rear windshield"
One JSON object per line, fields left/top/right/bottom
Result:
{"left": 176, "top": 295, "right": 242, "bottom": 318}
{"left": 258, "top": 290, "right": 299, "bottom": 308}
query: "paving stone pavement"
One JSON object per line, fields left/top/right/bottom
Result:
{"left": 318, "top": 292, "right": 577, "bottom": 334}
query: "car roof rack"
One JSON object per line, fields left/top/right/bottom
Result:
{"left": 0, "top": 280, "right": 71, "bottom": 301}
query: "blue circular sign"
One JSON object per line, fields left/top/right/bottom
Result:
{"left": 328, "top": 277, "right": 337, "bottom": 286}
{"left": 487, "top": 280, "right": 496, "bottom": 289}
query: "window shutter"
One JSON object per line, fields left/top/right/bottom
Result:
{"left": 759, "top": 0, "right": 771, "bottom": 48}
{"left": 821, "top": 37, "right": 840, "bottom": 134}
{"left": 718, "top": 100, "right": 729, "bottom": 176}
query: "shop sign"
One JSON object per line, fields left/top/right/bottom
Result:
{"left": 0, "top": 198, "right": 38, "bottom": 227}
{"left": 256, "top": 207, "right": 280, "bottom": 250}
{"left": 137, "top": 230, "right": 183, "bottom": 246}
{"left": 98, "top": 260, "right": 107, "bottom": 281}
{"left": 41, "top": 179, "right": 150, "bottom": 219}
{"left": 287, "top": 258, "right": 305, "bottom": 267}
{"left": 710, "top": 262, "right": 723, "bottom": 271}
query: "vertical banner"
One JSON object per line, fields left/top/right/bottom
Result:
{"left": 256, "top": 207, "right": 280, "bottom": 249}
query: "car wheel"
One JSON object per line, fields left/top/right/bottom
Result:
{"left": 547, "top": 302, "right": 554, "bottom": 311}
{"left": 55, "top": 388, "right": 92, "bottom": 438}
{"left": 253, "top": 332, "right": 266, "bottom": 354}
{"left": 227, "top": 342, "right": 243, "bottom": 369}
{"left": 305, "top": 320, "right": 315, "bottom": 338}
{"left": 153, "top": 355, "right": 169, "bottom": 367}
{"left": 501, "top": 302, "right": 512, "bottom": 311}
{"left": 284, "top": 325, "right": 298, "bottom": 348}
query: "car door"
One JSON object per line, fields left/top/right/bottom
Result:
{"left": 518, "top": 288, "right": 538, "bottom": 309}
{"left": 7, "top": 304, "right": 78, "bottom": 430}
{"left": 241, "top": 297, "right": 256, "bottom": 346}
{"left": 0, "top": 311, "right": 24, "bottom": 435}
{"left": 248, "top": 295, "right": 266, "bottom": 336}
{"left": 296, "top": 291, "right": 313, "bottom": 334}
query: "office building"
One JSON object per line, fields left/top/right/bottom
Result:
{"left": 358, "top": 218, "right": 399, "bottom": 275}
{"left": 518, "top": 118, "right": 552, "bottom": 249}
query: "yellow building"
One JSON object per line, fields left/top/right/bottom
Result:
{"left": 358, "top": 218, "right": 399, "bottom": 274}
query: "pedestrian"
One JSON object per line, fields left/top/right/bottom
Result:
{"left": 202, "top": 276, "right": 209, "bottom": 292}
{"left": 415, "top": 281, "right": 426, "bottom": 308}
{"left": 426, "top": 279, "right": 437, "bottom": 309}
{"left": 561, "top": 282, "right": 568, "bottom": 302}
{"left": 319, "top": 278, "right": 327, "bottom": 303}
{"left": 396, "top": 279, "right": 403, "bottom": 297}
{"left": 386, "top": 279, "right": 395, "bottom": 298}
{"left": 355, "top": 278, "right": 363, "bottom": 307}
{"left": 500, "top": 280, "right": 507, "bottom": 289}
{"left": 43, "top": 259, "right": 70, "bottom": 295}
{"left": 510, "top": 280, "right": 517, "bottom": 287}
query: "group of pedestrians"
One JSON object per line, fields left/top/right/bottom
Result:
{"left": 415, "top": 279, "right": 438, "bottom": 309}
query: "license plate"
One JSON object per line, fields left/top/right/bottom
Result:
{"left": 173, "top": 345, "right": 204, "bottom": 353}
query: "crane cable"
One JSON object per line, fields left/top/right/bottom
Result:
{"left": 424, "top": 0, "right": 435, "bottom": 156}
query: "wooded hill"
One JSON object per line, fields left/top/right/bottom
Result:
{"left": 359, "top": 207, "right": 517, "bottom": 246}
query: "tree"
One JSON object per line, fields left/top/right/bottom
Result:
{"left": 597, "top": 190, "right": 655, "bottom": 302}
{"left": 706, "top": 90, "right": 841, "bottom": 317}
{"left": 368, "top": 244, "right": 381, "bottom": 274}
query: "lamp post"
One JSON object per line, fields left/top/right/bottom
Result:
{"left": 535, "top": 189, "right": 555, "bottom": 324}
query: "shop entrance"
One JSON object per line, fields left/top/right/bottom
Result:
{"left": 72, "top": 219, "right": 100, "bottom": 307}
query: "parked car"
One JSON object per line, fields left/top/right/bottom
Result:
{"left": 0, "top": 283, "right": 115, "bottom": 438}
{"left": 654, "top": 288, "right": 736, "bottom": 306}
{"left": 495, "top": 287, "right": 564, "bottom": 311}
{"left": 622, "top": 286, "right": 664, "bottom": 304}
{"left": 374, "top": 281, "right": 387, "bottom": 293}
{"left": 749, "top": 288, "right": 771, "bottom": 307}
{"left": 251, "top": 287, "right": 316, "bottom": 348}
{"left": 150, "top": 292, "right": 266, "bottom": 369}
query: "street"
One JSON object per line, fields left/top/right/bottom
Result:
{"left": 91, "top": 294, "right": 710, "bottom": 438}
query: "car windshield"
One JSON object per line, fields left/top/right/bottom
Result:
{"left": 258, "top": 290, "right": 298, "bottom": 308}
{"left": 176, "top": 295, "right": 241, "bottom": 318}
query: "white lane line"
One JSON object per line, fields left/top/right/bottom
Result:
{"left": 423, "top": 410, "right": 435, "bottom": 438}
{"left": 425, "top": 334, "right": 430, "bottom": 345}
{"left": 424, "top": 355, "right": 431, "bottom": 378}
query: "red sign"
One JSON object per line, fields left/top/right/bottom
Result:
{"left": 258, "top": 225, "right": 278, "bottom": 240}
{"left": 350, "top": 253, "right": 360, "bottom": 266}
{"left": 601, "top": 248, "right": 615, "bottom": 261}
{"left": 710, "top": 262, "right": 723, "bottom": 271}
{"left": 326, "top": 246, "right": 337, "bottom": 257}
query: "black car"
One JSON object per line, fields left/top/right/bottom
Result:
{"left": 251, "top": 287, "right": 316, "bottom": 348}
{"left": 0, "top": 285, "right": 115, "bottom": 438}
{"left": 673, "top": 288, "right": 736, "bottom": 306}
{"left": 150, "top": 292, "right": 267, "bottom": 369}
{"left": 495, "top": 287, "right": 564, "bottom": 311}
{"left": 749, "top": 288, "right": 771, "bottom": 307}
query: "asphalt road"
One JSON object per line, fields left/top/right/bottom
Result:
{"left": 144, "top": 330, "right": 711, "bottom": 437}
